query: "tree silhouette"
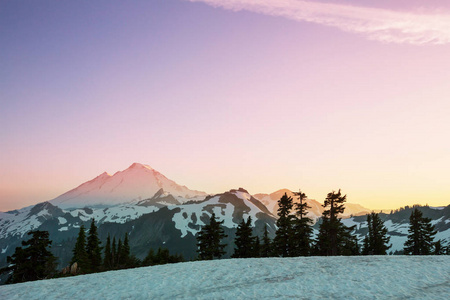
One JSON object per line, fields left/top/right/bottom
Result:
{"left": 404, "top": 208, "right": 436, "bottom": 255}
{"left": 197, "top": 212, "right": 227, "bottom": 260}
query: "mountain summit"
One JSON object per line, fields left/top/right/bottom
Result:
{"left": 49, "top": 163, "right": 207, "bottom": 209}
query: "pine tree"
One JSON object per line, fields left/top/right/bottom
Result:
{"left": 197, "top": 212, "right": 227, "bottom": 260}
{"left": 143, "top": 248, "right": 155, "bottom": 266}
{"left": 362, "top": 213, "right": 391, "bottom": 255}
{"left": 260, "top": 225, "right": 272, "bottom": 257}
{"left": 316, "top": 190, "right": 357, "bottom": 256}
{"left": 116, "top": 238, "right": 123, "bottom": 267}
{"left": 71, "top": 225, "right": 88, "bottom": 272}
{"left": 103, "top": 234, "right": 112, "bottom": 270}
{"left": 404, "top": 208, "right": 436, "bottom": 255}
{"left": 3, "top": 231, "right": 57, "bottom": 283}
{"left": 111, "top": 237, "right": 117, "bottom": 268}
{"left": 434, "top": 240, "right": 444, "bottom": 255}
{"left": 273, "top": 193, "right": 295, "bottom": 257}
{"left": 86, "top": 219, "right": 102, "bottom": 272}
{"left": 253, "top": 236, "right": 261, "bottom": 258}
{"left": 292, "top": 189, "right": 313, "bottom": 256}
{"left": 232, "top": 217, "right": 255, "bottom": 258}
{"left": 122, "top": 233, "right": 131, "bottom": 268}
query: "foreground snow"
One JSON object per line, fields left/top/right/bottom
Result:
{"left": 0, "top": 256, "right": 449, "bottom": 299}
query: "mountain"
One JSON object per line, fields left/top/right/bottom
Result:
{"left": 49, "top": 163, "right": 207, "bottom": 209}
{"left": 1, "top": 164, "right": 449, "bottom": 283}
{"left": 253, "top": 189, "right": 371, "bottom": 219}
{"left": 0, "top": 188, "right": 276, "bottom": 274}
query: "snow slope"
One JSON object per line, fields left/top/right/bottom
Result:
{"left": 49, "top": 163, "right": 207, "bottom": 209}
{"left": 0, "top": 256, "right": 448, "bottom": 299}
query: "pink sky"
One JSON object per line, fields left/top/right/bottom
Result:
{"left": 1, "top": 0, "right": 449, "bottom": 211}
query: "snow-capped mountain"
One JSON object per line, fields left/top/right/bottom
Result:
{"left": 253, "top": 189, "right": 371, "bottom": 219}
{"left": 1, "top": 163, "right": 449, "bottom": 278}
{"left": 50, "top": 163, "right": 208, "bottom": 209}
{"left": 0, "top": 188, "right": 277, "bottom": 269}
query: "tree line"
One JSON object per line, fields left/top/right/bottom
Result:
{"left": 197, "top": 189, "right": 448, "bottom": 259}
{"left": 1, "top": 190, "right": 448, "bottom": 284}
{"left": 0, "top": 219, "right": 183, "bottom": 284}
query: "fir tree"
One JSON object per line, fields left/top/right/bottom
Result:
{"left": 3, "top": 231, "right": 57, "bottom": 283}
{"left": 316, "top": 190, "right": 357, "bottom": 256}
{"left": 404, "top": 208, "right": 436, "bottom": 255}
{"left": 111, "top": 237, "right": 117, "bottom": 267}
{"left": 197, "top": 212, "right": 227, "bottom": 260}
{"left": 71, "top": 225, "right": 88, "bottom": 272}
{"left": 116, "top": 238, "right": 123, "bottom": 267}
{"left": 86, "top": 219, "right": 102, "bottom": 272}
{"left": 122, "top": 233, "right": 131, "bottom": 268}
{"left": 362, "top": 213, "right": 391, "bottom": 255}
{"left": 103, "top": 234, "right": 112, "bottom": 270}
{"left": 260, "top": 225, "right": 272, "bottom": 257}
{"left": 253, "top": 236, "right": 261, "bottom": 258}
{"left": 273, "top": 193, "right": 295, "bottom": 257}
{"left": 232, "top": 217, "right": 255, "bottom": 258}
{"left": 434, "top": 240, "right": 444, "bottom": 255}
{"left": 143, "top": 248, "right": 155, "bottom": 266}
{"left": 292, "top": 189, "right": 313, "bottom": 256}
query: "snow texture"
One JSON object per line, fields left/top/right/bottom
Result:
{"left": 0, "top": 256, "right": 448, "bottom": 299}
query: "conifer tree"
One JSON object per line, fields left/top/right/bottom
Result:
{"left": 111, "top": 237, "right": 117, "bottom": 267}
{"left": 253, "top": 236, "right": 261, "bottom": 258}
{"left": 232, "top": 217, "right": 255, "bottom": 258}
{"left": 86, "top": 219, "right": 102, "bottom": 272}
{"left": 316, "top": 190, "right": 357, "bottom": 256}
{"left": 273, "top": 193, "right": 295, "bottom": 257}
{"left": 292, "top": 189, "right": 313, "bottom": 256}
{"left": 71, "top": 225, "right": 88, "bottom": 272}
{"left": 116, "top": 238, "right": 123, "bottom": 267}
{"left": 197, "top": 212, "right": 227, "bottom": 260}
{"left": 260, "top": 225, "right": 272, "bottom": 257}
{"left": 404, "top": 208, "right": 436, "bottom": 255}
{"left": 3, "top": 231, "right": 57, "bottom": 283}
{"left": 122, "top": 233, "right": 131, "bottom": 268}
{"left": 103, "top": 234, "right": 112, "bottom": 270}
{"left": 362, "top": 213, "right": 391, "bottom": 255}
{"left": 434, "top": 240, "right": 444, "bottom": 255}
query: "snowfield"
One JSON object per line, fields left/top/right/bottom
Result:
{"left": 0, "top": 256, "right": 449, "bottom": 299}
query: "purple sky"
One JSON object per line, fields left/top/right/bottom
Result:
{"left": 1, "top": 0, "right": 450, "bottom": 211}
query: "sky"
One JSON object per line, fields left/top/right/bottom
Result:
{"left": 1, "top": 0, "right": 450, "bottom": 212}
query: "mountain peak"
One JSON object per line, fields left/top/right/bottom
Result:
{"left": 128, "top": 162, "right": 153, "bottom": 170}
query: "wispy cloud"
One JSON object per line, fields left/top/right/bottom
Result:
{"left": 186, "top": 0, "right": 450, "bottom": 45}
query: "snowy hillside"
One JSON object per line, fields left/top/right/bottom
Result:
{"left": 253, "top": 189, "right": 371, "bottom": 219}
{"left": 50, "top": 163, "right": 207, "bottom": 209}
{"left": 0, "top": 256, "right": 448, "bottom": 299}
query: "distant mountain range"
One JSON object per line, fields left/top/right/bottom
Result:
{"left": 1, "top": 163, "right": 449, "bottom": 281}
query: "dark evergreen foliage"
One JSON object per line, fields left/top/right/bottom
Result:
{"left": 103, "top": 234, "right": 112, "bottom": 269}
{"left": 142, "top": 247, "right": 184, "bottom": 266}
{"left": 196, "top": 212, "right": 228, "bottom": 260}
{"left": 253, "top": 236, "right": 261, "bottom": 258}
{"left": 232, "top": 217, "right": 256, "bottom": 258}
{"left": 292, "top": 190, "right": 313, "bottom": 256}
{"left": 362, "top": 213, "right": 391, "bottom": 255}
{"left": 433, "top": 240, "right": 444, "bottom": 255}
{"left": 404, "top": 208, "right": 436, "bottom": 255}
{"left": 2, "top": 231, "right": 57, "bottom": 283}
{"left": 260, "top": 225, "right": 272, "bottom": 257}
{"left": 71, "top": 225, "right": 88, "bottom": 272}
{"left": 111, "top": 237, "right": 117, "bottom": 267}
{"left": 273, "top": 193, "right": 295, "bottom": 257}
{"left": 316, "top": 190, "right": 358, "bottom": 256}
{"left": 86, "top": 219, "right": 102, "bottom": 272}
